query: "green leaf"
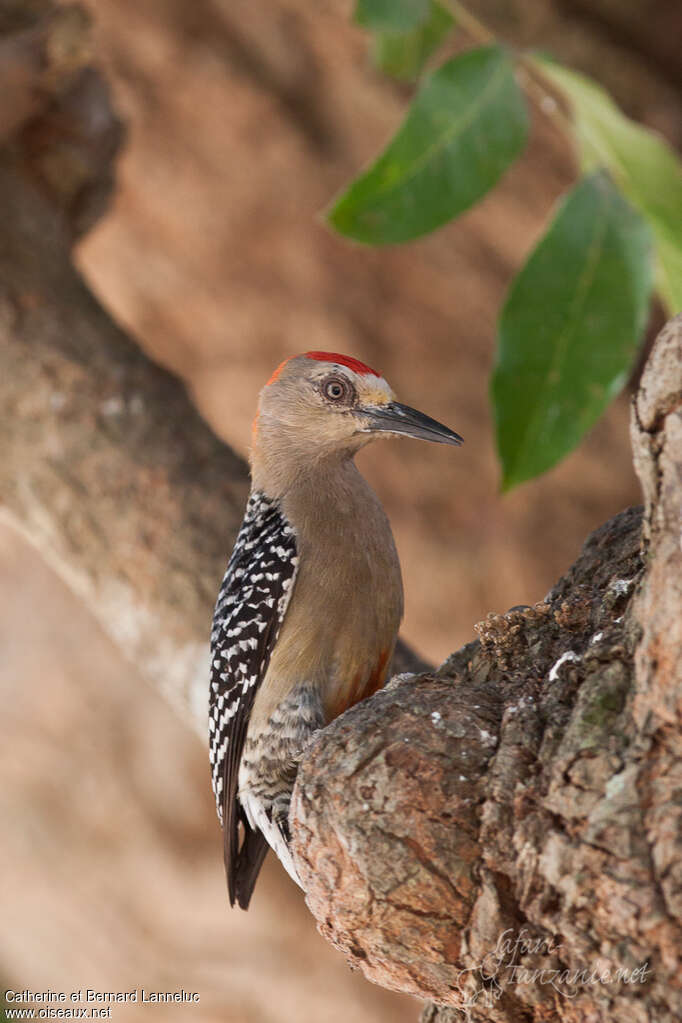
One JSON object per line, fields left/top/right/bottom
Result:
{"left": 532, "top": 57, "right": 682, "bottom": 315}
{"left": 372, "top": 1, "right": 454, "bottom": 81}
{"left": 355, "top": 0, "right": 430, "bottom": 32}
{"left": 492, "top": 171, "right": 653, "bottom": 491}
{"left": 328, "top": 45, "right": 528, "bottom": 245}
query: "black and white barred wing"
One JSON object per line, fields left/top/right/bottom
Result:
{"left": 209, "top": 491, "right": 298, "bottom": 893}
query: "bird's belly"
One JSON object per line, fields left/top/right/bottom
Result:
{"left": 248, "top": 613, "right": 397, "bottom": 733}
{"left": 321, "top": 643, "right": 393, "bottom": 721}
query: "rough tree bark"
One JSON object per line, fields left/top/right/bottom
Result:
{"left": 2, "top": 8, "right": 680, "bottom": 1022}
{"left": 291, "top": 318, "right": 682, "bottom": 1022}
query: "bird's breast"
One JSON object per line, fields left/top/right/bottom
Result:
{"left": 248, "top": 461, "right": 403, "bottom": 732}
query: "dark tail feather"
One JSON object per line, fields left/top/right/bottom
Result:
{"left": 234, "top": 826, "right": 269, "bottom": 910}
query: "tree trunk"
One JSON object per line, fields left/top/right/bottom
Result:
{"left": 290, "top": 314, "right": 682, "bottom": 1021}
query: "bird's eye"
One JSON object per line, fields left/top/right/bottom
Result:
{"left": 323, "top": 377, "right": 351, "bottom": 403}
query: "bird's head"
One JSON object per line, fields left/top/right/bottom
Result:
{"left": 251, "top": 351, "right": 462, "bottom": 488}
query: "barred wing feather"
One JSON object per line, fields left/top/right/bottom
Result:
{"left": 208, "top": 491, "right": 298, "bottom": 906}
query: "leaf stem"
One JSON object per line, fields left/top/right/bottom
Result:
{"left": 443, "top": 2, "right": 578, "bottom": 143}
{"left": 517, "top": 55, "right": 577, "bottom": 141}
{"left": 443, "top": 0, "right": 495, "bottom": 45}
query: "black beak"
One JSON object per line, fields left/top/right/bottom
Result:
{"left": 357, "top": 401, "right": 463, "bottom": 447}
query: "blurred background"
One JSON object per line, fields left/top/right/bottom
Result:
{"left": 2, "top": 0, "right": 680, "bottom": 1020}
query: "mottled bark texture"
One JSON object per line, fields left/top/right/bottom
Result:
{"left": 0, "top": 1, "right": 247, "bottom": 723}
{"left": 291, "top": 315, "right": 682, "bottom": 1022}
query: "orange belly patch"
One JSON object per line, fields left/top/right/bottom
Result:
{"left": 327, "top": 647, "right": 391, "bottom": 721}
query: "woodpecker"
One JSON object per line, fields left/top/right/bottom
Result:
{"left": 209, "top": 351, "right": 462, "bottom": 909}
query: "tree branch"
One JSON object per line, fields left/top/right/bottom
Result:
{"left": 0, "top": 7, "right": 425, "bottom": 735}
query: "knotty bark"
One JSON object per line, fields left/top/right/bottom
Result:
{"left": 291, "top": 315, "right": 682, "bottom": 1021}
